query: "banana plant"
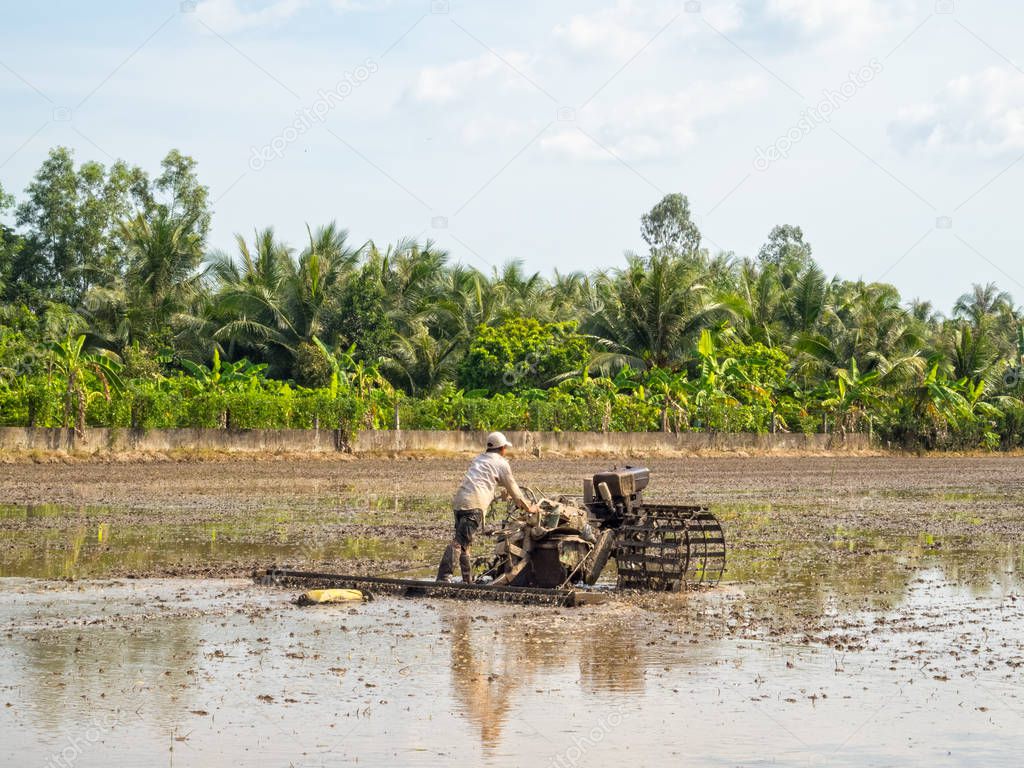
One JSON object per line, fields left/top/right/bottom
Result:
{"left": 312, "top": 337, "right": 391, "bottom": 398}
{"left": 906, "top": 363, "right": 987, "bottom": 439}
{"left": 645, "top": 367, "right": 690, "bottom": 432}
{"left": 312, "top": 336, "right": 396, "bottom": 428}
{"left": 611, "top": 364, "right": 644, "bottom": 398}
{"left": 46, "top": 333, "right": 123, "bottom": 436}
{"left": 951, "top": 377, "right": 1003, "bottom": 427}
{"left": 181, "top": 348, "right": 268, "bottom": 391}
{"left": 821, "top": 358, "right": 882, "bottom": 434}
{"left": 684, "top": 330, "right": 743, "bottom": 430}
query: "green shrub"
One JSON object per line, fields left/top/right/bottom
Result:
{"left": 459, "top": 318, "right": 589, "bottom": 393}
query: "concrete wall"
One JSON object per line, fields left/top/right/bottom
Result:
{"left": 0, "top": 427, "right": 344, "bottom": 453}
{"left": 354, "top": 429, "right": 867, "bottom": 454}
{"left": 0, "top": 426, "right": 869, "bottom": 455}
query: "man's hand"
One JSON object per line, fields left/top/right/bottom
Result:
{"left": 528, "top": 504, "right": 540, "bottom": 514}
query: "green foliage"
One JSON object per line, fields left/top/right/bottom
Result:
{"left": 327, "top": 261, "right": 394, "bottom": 361}
{"left": 640, "top": 193, "right": 701, "bottom": 257}
{"left": 293, "top": 341, "right": 333, "bottom": 388}
{"left": 757, "top": 224, "right": 813, "bottom": 271}
{"left": 459, "top": 318, "right": 589, "bottom": 393}
{"left": 205, "top": 223, "right": 359, "bottom": 378}
{"left": 3, "top": 145, "right": 1024, "bottom": 449}
{"left": 45, "top": 333, "right": 124, "bottom": 434}
{"left": 14, "top": 147, "right": 165, "bottom": 306}
{"left": 585, "top": 251, "right": 735, "bottom": 370}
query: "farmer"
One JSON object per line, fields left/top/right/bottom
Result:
{"left": 436, "top": 431, "right": 538, "bottom": 583}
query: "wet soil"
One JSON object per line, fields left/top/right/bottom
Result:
{"left": 1, "top": 455, "right": 1022, "bottom": 579}
{"left": 1, "top": 455, "right": 1023, "bottom": 765}
{"left": 2, "top": 573, "right": 1022, "bottom": 766}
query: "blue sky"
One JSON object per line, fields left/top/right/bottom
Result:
{"left": 2, "top": 0, "right": 1023, "bottom": 310}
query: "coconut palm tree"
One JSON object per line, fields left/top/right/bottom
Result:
{"left": 731, "top": 259, "right": 785, "bottom": 347}
{"left": 490, "top": 260, "right": 547, "bottom": 320}
{"left": 782, "top": 263, "right": 832, "bottom": 337}
{"left": 546, "top": 270, "right": 590, "bottom": 321}
{"left": 429, "top": 264, "right": 503, "bottom": 346}
{"left": 941, "top": 321, "right": 1002, "bottom": 386}
{"left": 584, "top": 252, "right": 735, "bottom": 372}
{"left": 80, "top": 210, "right": 204, "bottom": 354}
{"left": 952, "top": 282, "right": 1021, "bottom": 362}
{"left": 953, "top": 283, "right": 1013, "bottom": 328}
{"left": 208, "top": 222, "right": 362, "bottom": 377}
{"left": 381, "top": 321, "right": 462, "bottom": 395}
{"left": 372, "top": 238, "right": 450, "bottom": 331}
{"left": 794, "top": 282, "right": 924, "bottom": 386}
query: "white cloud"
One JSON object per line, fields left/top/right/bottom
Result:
{"left": 411, "top": 52, "right": 534, "bottom": 105}
{"left": 703, "top": 1, "right": 744, "bottom": 32}
{"left": 192, "top": 0, "right": 310, "bottom": 32}
{"left": 554, "top": 0, "right": 743, "bottom": 59}
{"left": 539, "top": 130, "right": 607, "bottom": 160}
{"left": 329, "top": 0, "right": 395, "bottom": 10}
{"left": 765, "top": 0, "right": 909, "bottom": 46}
{"left": 462, "top": 115, "right": 534, "bottom": 145}
{"left": 889, "top": 67, "right": 1024, "bottom": 155}
{"left": 542, "top": 75, "right": 762, "bottom": 160}
{"left": 553, "top": 2, "right": 650, "bottom": 59}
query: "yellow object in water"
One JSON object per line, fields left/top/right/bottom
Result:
{"left": 297, "top": 588, "right": 364, "bottom": 605}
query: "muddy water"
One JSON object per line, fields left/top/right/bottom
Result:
{"left": 2, "top": 548, "right": 1023, "bottom": 765}
{"left": 2, "top": 473, "right": 1024, "bottom": 766}
{"left": 0, "top": 573, "right": 1019, "bottom": 768}
{"left": 0, "top": 501, "right": 438, "bottom": 579}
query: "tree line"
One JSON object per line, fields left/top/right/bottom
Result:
{"left": 2, "top": 146, "right": 1023, "bottom": 448}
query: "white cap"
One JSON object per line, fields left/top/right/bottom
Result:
{"left": 486, "top": 431, "right": 513, "bottom": 450}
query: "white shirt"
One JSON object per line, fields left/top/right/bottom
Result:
{"left": 452, "top": 452, "right": 526, "bottom": 518}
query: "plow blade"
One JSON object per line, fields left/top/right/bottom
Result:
{"left": 255, "top": 569, "right": 607, "bottom": 607}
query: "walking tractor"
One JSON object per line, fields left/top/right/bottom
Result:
{"left": 257, "top": 466, "right": 726, "bottom": 607}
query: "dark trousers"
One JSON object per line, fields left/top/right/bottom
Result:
{"left": 436, "top": 509, "right": 483, "bottom": 583}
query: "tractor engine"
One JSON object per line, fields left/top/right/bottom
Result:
{"left": 480, "top": 467, "right": 725, "bottom": 592}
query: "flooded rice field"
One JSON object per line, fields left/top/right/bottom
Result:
{"left": 1, "top": 455, "right": 1023, "bottom": 765}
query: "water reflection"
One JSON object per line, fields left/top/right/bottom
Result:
{"left": 443, "top": 605, "right": 647, "bottom": 750}
{"left": 0, "top": 503, "right": 424, "bottom": 578}
{"left": 2, "top": 568, "right": 1023, "bottom": 766}
{"left": 447, "top": 614, "right": 517, "bottom": 748}
{"left": 725, "top": 536, "right": 1023, "bottom": 617}
{"left": 18, "top": 619, "right": 200, "bottom": 730}
{"left": 3, "top": 503, "right": 1022, "bottom": 648}
{"left": 1, "top": 583, "right": 204, "bottom": 737}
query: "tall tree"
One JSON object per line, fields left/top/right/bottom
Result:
{"left": 953, "top": 283, "right": 1013, "bottom": 328}
{"left": 151, "top": 149, "right": 211, "bottom": 243}
{"left": 15, "top": 147, "right": 149, "bottom": 304}
{"left": 758, "top": 224, "right": 813, "bottom": 270}
{"left": 732, "top": 258, "right": 785, "bottom": 347}
{"left": 952, "top": 282, "right": 1019, "bottom": 361}
{"left": 0, "top": 183, "right": 24, "bottom": 302}
{"left": 81, "top": 210, "right": 205, "bottom": 354}
{"left": 640, "top": 193, "right": 702, "bottom": 257}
